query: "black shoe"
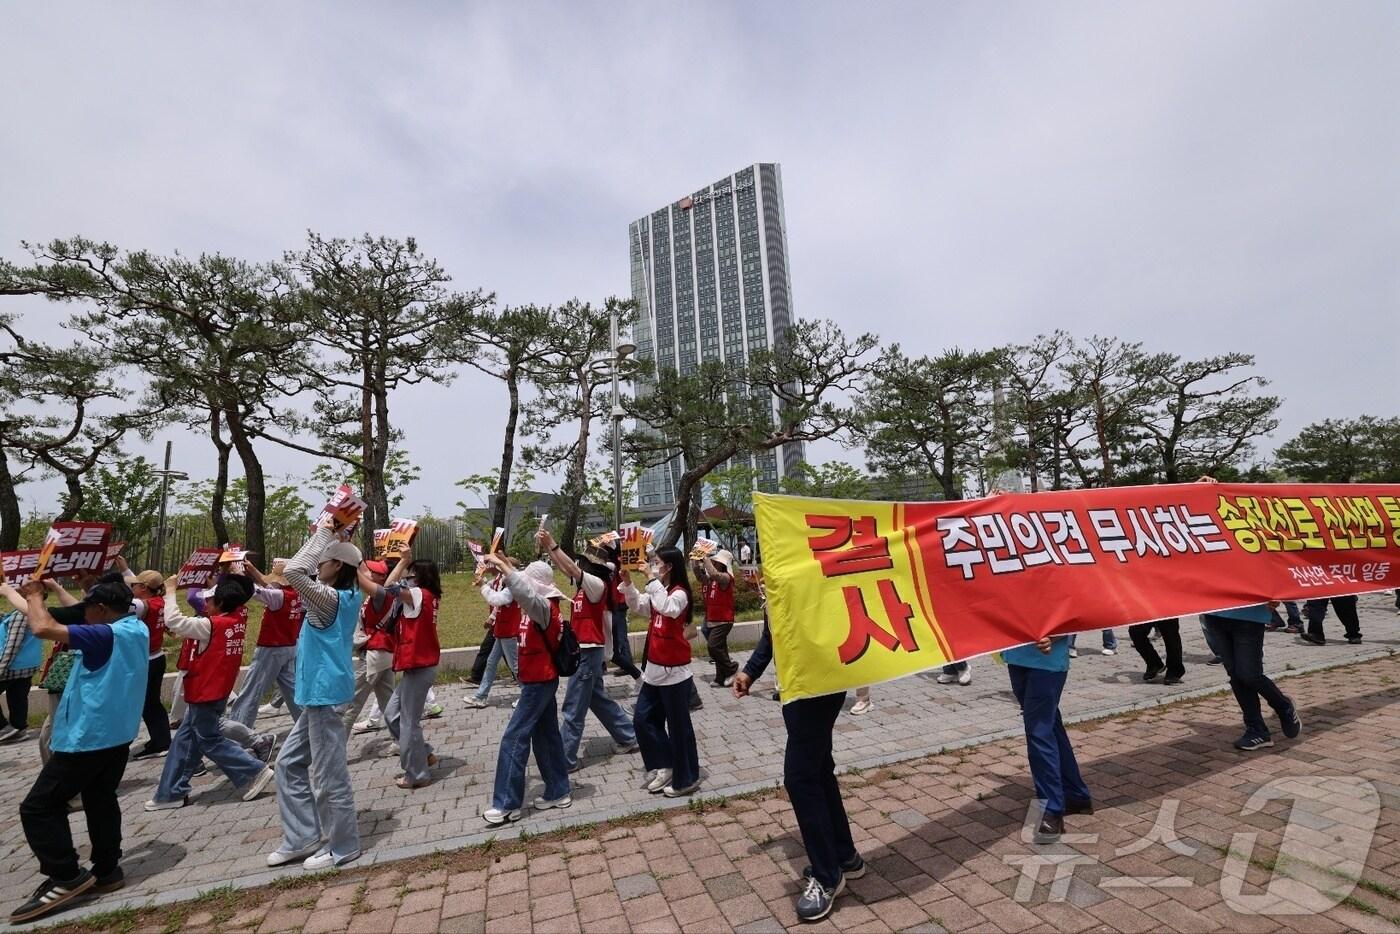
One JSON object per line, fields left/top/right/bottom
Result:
{"left": 92, "top": 867, "right": 124, "bottom": 894}
{"left": 132, "top": 744, "right": 169, "bottom": 761}
{"left": 1207, "top": 656, "right": 1223, "bottom": 666}
{"left": 1034, "top": 814, "right": 1064, "bottom": 844}
{"left": 192, "top": 764, "right": 209, "bottom": 778}
{"left": 1234, "top": 733, "right": 1274, "bottom": 751}
{"left": 1347, "top": 636, "right": 1363, "bottom": 645}
{"left": 689, "top": 699, "right": 704, "bottom": 711}
{"left": 1163, "top": 676, "right": 1183, "bottom": 686}
{"left": 1280, "top": 702, "right": 1302, "bottom": 739}
{"left": 795, "top": 874, "right": 841, "bottom": 923}
{"left": 9, "top": 870, "right": 95, "bottom": 923}
{"left": 1142, "top": 664, "right": 1164, "bottom": 681}
{"left": 1064, "top": 798, "right": 1094, "bottom": 816}
{"left": 802, "top": 853, "right": 866, "bottom": 882}
{"left": 1299, "top": 633, "right": 1326, "bottom": 646}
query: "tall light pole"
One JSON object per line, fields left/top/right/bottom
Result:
{"left": 610, "top": 309, "right": 636, "bottom": 530}
{"left": 152, "top": 440, "right": 188, "bottom": 571}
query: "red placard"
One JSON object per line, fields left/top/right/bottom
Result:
{"left": 176, "top": 547, "right": 225, "bottom": 588}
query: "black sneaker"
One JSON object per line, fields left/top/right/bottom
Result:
{"left": 131, "top": 744, "right": 169, "bottom": 761}
{"left": 795, "top": 874, "right": 841, "bottom": 923}
{"left": 1164, "top": 676, "right": 1183, "bottom": 686}
{"left": 1142, "top": 664, "right": 1164, "bottom": 681}
{"left": 802, "top": 854, "right": 866, "bottom": 882}
{"left": 1034, "top": 813, "right": 1064, "bottom": 844}
{"left": 1064, "top": 798, "right": 1094, "bottom": 815}
{"left": 1280, "top": 703, "right": 1302, "bottom": 739}
{"left": 1234, "top": 733, "right": 1274, "bottom": 752}
{"left": 192, "top": 764, "right": 209, "bottom": 778}
{"left": 1298, "top": 633, "right": 1326, "bottom": 646}
{"left": 92, "top": 867, "right": 124, "bottom": 894}
{"left": 1347, "top": 636, "right": 1363, "bottom": 645}
{"left": 1207, "top": 656, "right": 1223, "bottom": 666}
{"left": 9, "top": 870, "right": 95, "bottom": 923}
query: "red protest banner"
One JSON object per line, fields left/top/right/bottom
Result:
{"left": 755, "top": 483, "right": 1400, "bottom": 701}
{"left": 103, "top": 541, "right": 126, "bottom": 570}
{"left": 176, "top": 547, "right": 225, "bottom": 588}
{"left": 32, "top": 521, "right": 112, "bottom": 579}
{"left": 313, "top": 484, "right": 367, "bottom": 539}
{"left": 0, "top": 550, "right": 41, "bottom": 585}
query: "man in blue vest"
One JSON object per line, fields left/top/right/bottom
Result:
{"left": 10, "top": 578, "right": 148, "bottom": 924}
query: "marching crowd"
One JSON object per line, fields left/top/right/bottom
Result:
{"left": 0, "top": 500, "right": 1386, "bottom": 925}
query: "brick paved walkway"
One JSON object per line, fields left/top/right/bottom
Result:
{"left": 5, "top": 592, "right": 1400, "bottom": 931}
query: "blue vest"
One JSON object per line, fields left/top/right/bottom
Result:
{"left": 0, "top": 611, "right": 43, "bottom": 672}
{"left": 295, "top": 588, "right": 362, "bottom": 707}
{"left": 53, "top": 616, "right": 148, "bottom": 753}
{"left": 1000, "top": 635, "right": 1072, "bottom": 672}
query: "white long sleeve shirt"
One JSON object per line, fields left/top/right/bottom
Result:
{"left": 620, "top": 578, "right": 692, "bottom": 686}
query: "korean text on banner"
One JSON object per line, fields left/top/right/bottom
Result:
{"left": 0, "top": 550, "right": 41, "bottom": 584}
{"left": 32, "top": 521, "right": 112, "bottom": 579}
{"left": 753, "top": 483, "right": 1400, "bottom": 703}
{"left": 103, "top": 541, "right": 126, "bottom": 570}
{"left": 688, "top": 537, "right": 720, "bottom": 562}
{"left": 314, "top": 484, "right": 366, "bottom": 538}
{"left": 619, "top": 523, "right": 653, "bottom": 572}
{"left": 381, "top": 518, "right": 417, "bottom": 560}
{"left": 467, "top": 539, "right": 485, "bottom": 568}
{"left": 176, "top": 547, "right": 225, "bottom": 588}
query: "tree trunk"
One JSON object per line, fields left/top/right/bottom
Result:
{"left": 208, "top": 409, "right": 232, "bottom": 548}
{"left": 0, "top": 443, "right": 21, "bottom": 551}
{"left": 224, "top": 406, "right": 267, "bottom": 570}
{"left": 492, "top": 364, "right": 521, "bottom": 532}
{"left": 57, "top": 472, "right": 84, "bottom": 521}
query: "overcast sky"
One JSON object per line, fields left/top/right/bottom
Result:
{"left": 2, "top": 2, "right": 1397, "bottom": 518}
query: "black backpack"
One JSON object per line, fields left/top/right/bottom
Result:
{"left": 537, "top": 614, "right": 580, "bottom": 678}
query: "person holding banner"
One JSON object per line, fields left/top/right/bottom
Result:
{"left": 480, "top": 555, "right": 572, "bottom": 825}
{"left": 267, "top": 521, "right": 365, "bottom": 870}
{"left": 225, "top": 561, "right": 304, "bottom": 730}
{"left": 144, "top": 575, "right": 276, "bottom": 810}
{"left": 117, "top": 566, "right": 172, "bottom": 760}
{"left": 1203, "top": 604, "right": 1302, "bottom": 751}
{"left": 1001, "top": 635, "right": 1093, "bottom": 845}
{"left": 10, "top": 578, "right": 146, "bottom": 924}
{"left": 343, "top": 559, "right": 400, "bottom": 735}
{"left": 693, "top": 550, "right": 739, "bottom": 688}
{"left": 537, "top": 530, "right": 639, "bottom": 772}
{"left": 358, "top": 550, "right": 442, "bottom": 789}
{"left": 0, "top": 583, "right": 44, "bottom": 744}
{"left": 464, "top": 558, "right": 522, "bottom": 708}
{"left": 1128, "top": 618, "right": 1184, "bottom": 685}
{"left": 621, "top": 547, "right": 701, "bottom": 798}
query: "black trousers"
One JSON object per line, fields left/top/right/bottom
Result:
{"left": 140, "top": 655, "right": 171, "bottom": 751}
{"left": 21, "top": 744, "right": 129, "bottom": 881}
{"left": 783, "top": 691, "right": 855, "bottom": 889}
{"left": 471, "top": 631, "right": 496, "bottom": 682}
{"left": 1128, "top": 618, "right": 1184, "bottom": 679}
{"left": 2, "top": 675, "right": 32, "bottom": 729}
{"left": 1305, "top": 596, "right": 1361, "bottom": 642}
{"left": 706, "top": 622, "right": 738, "bottom": 683}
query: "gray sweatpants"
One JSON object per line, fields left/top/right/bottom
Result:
{"left": 386, "top": 666, "right": 436, "bottom": 785}
{"left": 342, "top": 652, "right": 395, "bottom": 730}
{"left": 228, "top": 645, "right": 301, "bottom": 726}
{"left": 275, "top": 704, "right": 359, "bottom": 861}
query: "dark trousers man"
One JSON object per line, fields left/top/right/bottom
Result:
{"left": 2, "top": 676, "right": 31, "bottom": 730}
{"left": 20, "top": 745, "right": 129, "bottom": 882}
{"left": 1304, "top": 596, "right": 1362, "bottom": 643}
{"left": 470, "top": 631, "right": 496, "bottom": 683}
{"left": 1203, "top": 614, "right": 1293, "bottom": 740}
{"left": 783, "top": 691, "right": 856, "bottom": 889}
{"left": 1007, "top": 666, "right": 1091, "bottom": 817}
{"left": 139, "top": 655, "right": 171, "bottom": 754}
{"left": 1128, "top": 618, "right": 1184, "bottom": 681}
{"left": 706, "top": 622, "right": 738, "bottom": 685}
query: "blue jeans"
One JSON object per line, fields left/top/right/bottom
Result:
{"left": 633, "top": 679, "right": 699, "bottom": 789}
{"left": 1007, "top": 666, "right": 1091, "bottom": 816}
{"left": 276, "top": 704, "right": 359, "bottom": 860}
{"left": 1068, "top": 630, "right": 1117, "bottom": 650}
{"left": 611, "top": 607, "right": 641, "bottom": 679}
{"left": 155, "top": 699, "right": 266, "bottom": 802}
{"left": 227, "top": 645, "right": 301, "bottom": 727}
{"left": 473, "top": 637, "right": 519, "bottom": 700}
{"left": 491, "top": 679, "right": 569, "bottom": 811}
{"left": 561, "top": 647, "right": 636, "bottom": 768}
{"left": 1203, "top": 615, "right": 1292, "bottom": 738}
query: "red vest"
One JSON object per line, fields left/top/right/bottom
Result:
{"left": 704, "top": 578, "right": 735, "bottom": 624}
{"left": 362, "top": 597, "right": 395, "bottom": 653}
{"left": 647, "top": 585, "right": 692, "bottom": 667}
{"left": 516, "top": 597, "right": 562, "bottom": 683}
{"left": 257, "top": 588, "right": 303, "bottom": 647}
{"left": 143, "top": 595, "right": 166, "bottom": 654}
{"left": 182, "top": 611, "right": 247, "bottom": 703}
{"left": 490, "top": 580, "right": 522, "bottom": 638}
{"left": 179, "top": 605, "right": 247, "bottom": 671}
{"left": 570, "top": 584, "right": 608, "bottom": 646}
{"left": 393, "top": 590, "right": 442, "bottom": 671}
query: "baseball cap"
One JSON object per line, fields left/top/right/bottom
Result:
{"left": 83, "top": 580, "right": 134, "bottom": 613}
{"left": 133, "top": 570, "right": 164, "bottom": 592}
{"left": 320, "top": 541, "right": 363, "bottom": 567}
{"left": 363, "top": 559, "right": 389, "bottom": 576}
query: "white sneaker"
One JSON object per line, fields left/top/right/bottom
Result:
{"left": 663, "top": 781, "right": 701, "bottom": 798}
{"left": 144, "top": 796, "right": 192, "bottom": 811}
{"left": 1101, "top": 648, "right": 1116, "bottom": 656}
{"left": 1068, "top": 648, "right": 1079, "bottom": 658}
{"left": 463, "top": 696, "right": 487, "bottom": 709}
{"left": 957, "top": 668, "right": 972, "bottom": 686}
{"left": 935, "top": 672, "right": 955, "bottom": 684}
{"left": 533, "top": 794, "right": 573, "bottom": 811}
{"left": 303, "top": 849, "right": 359, "bottom": 871}
{"left": 645, "top": 769, "right": 672, "bottom": 793}
{"left": 849, "top": 699, "right": 872, "bottom": 716}
{"left": 242, "top": 766, "right": 275, "bottom": 802}
{"left": 420, "top": 703, "right": 445, "bottom": 720}
{"left": 257, "top": 703, "right": 280, "bottom": 718}
{"left": 352, "top": 718, "right": 382, "bottom": 734}
{"left": 639, "top": 769, "right": 658, "bottom": 791}
{"left": 266, "top": 844, "right": 321, "bottom": 867}
{"left": 511, "top": 699, "right": 519, "bottom": 709}
{"left": 483, "top": 807, "right": 522, "bottom": 825}
{"left": 383, "top": 743, "right": 400, "bottom": 758}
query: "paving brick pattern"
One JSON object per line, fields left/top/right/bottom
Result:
{"left": 4, "top": 592, "right": 1399, "bottom": 931}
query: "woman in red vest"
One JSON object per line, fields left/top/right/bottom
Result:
{"left": 481, "top": 555, "right": 572, "bottom": 825}
{"left": 464, "top": 557, "right": 522, "bottom": 708}
{"left": 146, "top": 575, "right": 276, "bottom": 809}
{"left": 360, "top": 551, "right": 442, "bottom": 789}
{"left": 621, "top": 546, "right": 701, "bottom": 797}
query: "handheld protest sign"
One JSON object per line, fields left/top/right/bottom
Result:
{"left": 383, "top": 518, "right": 417, "bottom": 559}
{"left": 0, "top": 550, "right": 41, "bottom": 585}
{"left": 176, "top": 547, "right": 224, "bottom": 588}
{"left": 34, "top": 521, "right": 111, "bottom": 579}
{"left": 372, "top": 529, "right": 391, "bottom": 561}
{"left": 489, "top": 526, "right": 505, "bottom": 553}
{"left": 103, "top": 541, "right": 126, "bottom": 571}
{"left": 315, "top": 484, "right": 367, "bottom": 540}
{"left": 688, "top": 537, "right": 720, "bottom": 562}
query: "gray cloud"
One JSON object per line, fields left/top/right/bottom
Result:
{"left": 3, "top": 1, "right": 1396, "bottom": 516}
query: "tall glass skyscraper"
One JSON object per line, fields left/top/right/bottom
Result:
{"left": 628, "top": 162, "right": 806, "bottom": 514}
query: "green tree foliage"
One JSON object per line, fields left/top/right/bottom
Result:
{"left": 176, "top": 477, "right": 313, "bottom": 550}
{"left": 1274, "top": 416, "right": 1400, "bottom": 482}
{"left": 309, "top": 442, "right": 420, "bottom": 515}
{"left": 779, "top": 461, "right": 872, "bottom": 499}
{"left": 76, "top": 453, "right": 163, "bottom": 550}
{"left": 704, "top": 463, "right": 757, "bottom": 544}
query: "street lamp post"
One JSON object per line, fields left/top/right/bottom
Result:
{"left": 609, "top": 310, "right": 636, "bottom": 530}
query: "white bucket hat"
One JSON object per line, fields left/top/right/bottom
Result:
{"left": 712, "top": 550, "right": 734, "bottom": 572}
{"left": 524, "top": 561, "right": 565, "bottom": 600}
